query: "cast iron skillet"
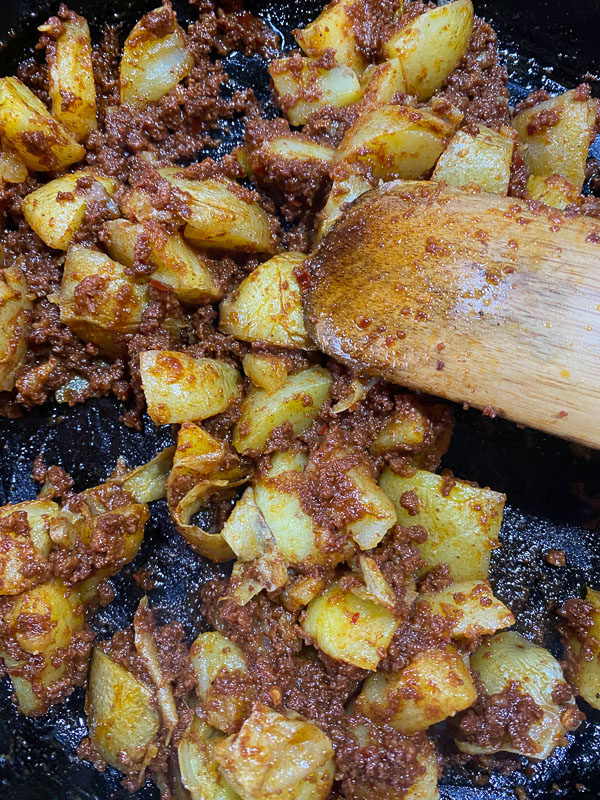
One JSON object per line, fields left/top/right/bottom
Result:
{"left": 0, "top": 1, "right": 599, "bottom": 798}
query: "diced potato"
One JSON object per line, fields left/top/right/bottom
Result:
{"left": 421, "top": 581, "right": 514, "bottom": 640}
{"left": 0, "top": 579, "right": 86, "bottom": 715}
{"left": 214, "top": 704, "right": 334, "bottom": 800}
{"left": 221, "top": 486, "right": 275, "bottom": 562}
{"left": 73, "top": 504, "right": 148, "bottom": 578}
{"left": 0, "top": 145, "right": 28, "bottom": 183}
{"left": 336, "top": 104, "right": 460, "bottom": 180}
{"left": 281, "top": 575, "right": 328, "bottom": 611}
{"left": 219, "top": 252, "right": 312, "bottom": 349}
{"left": 179, "top": 717, "right": 241, "bottom": 800}
{"left": 0, "top": 500, "right": 58, "bottom": 595}
{"left": 526, "top": 173, "right": 581, "bottom": 210}
{"left": 86, "top": 646, "right": 160, "bottom": 772}
{"left": 23, "top": 171, "right": 117, "bottom": 250}
{"left": 269, "top": 56, "right": 362, "bottom": 127}
{"left": 254, "top": 136, "right": 337, "bottom": 167}
{"left": 457, "top": 631, "right": 581, "bottom": 758}
{"left": 120, "top": 6, "right": 193, "bottom": 107}
{"left": 359, "top": 58, "right": 407, "bottom": 107}
{"left": 302, "top": 583, "right": 398, "bottom": 670}
{"left": 340, "top": 464, "right": 397, "bottom": 550}
{"left": 233, "top": 366, "right": 332, "bottom": 454}
{"left": 350, "top": 555, "right": 396, "bottom": 611}
{"left": 190, "top": 631, "right": 252, "bottom": 733}
{"left": 139, "top": 350, "right": 241, "bottom": 425}
{"left": 158, "top": 169, "right": 274, "bottom": 253}
{"left": 103, "top": 218, "right": 222, "bottom": 304}
{"left": 42, "top": 11, "right": 97, "bottom": 141}
{"left": 317, "top": 173, "right": 374, "bottom": 239}
{"left": 0, "top": 266, "right": 33, "bottom": 391}
{"left": 512, "top": 89, "right": 599, "bottom": 191}
{"left": 58, "top": 245, "right": 149, "bottom": 353}
{"left": 0, "top": 76, "right": 85, "bottom": 171}
{"left": 561, "top": 588, "right": 600, "bottom": 710}
{"left": 357, "top": 647, "right": 476, "bottom": 732}
{"left": 113, "top": 446, "right": 175, "bottom": 504}
{"left": 370, "top": 404, "right": 429, "bottom": 455}
{"left": 383, "top": 0, "right": 474, "bottom": 101}
{"left": 379, "top": 468, "right": 504, "bottom": 580}
{"left": 433, "top": 125, "right": 514, "bottom": 194}
{"left": 294, "top": 0, "right": 367, "bottom": 74}
{"left": 243, "top": 354, "right": 288, "bottom": 393}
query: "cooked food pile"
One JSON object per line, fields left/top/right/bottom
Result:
{"left": 0, "top": 0, "right": 598, "bottom": 797}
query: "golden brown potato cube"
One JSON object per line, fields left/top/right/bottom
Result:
{"left": 317, "top": 173, "right": 374, "bottom": 239}
{"left": 158, "top": 169, "right": 275, "bottom": 253}
{"left": 341, "top": 464, "right": 397, "bottom": 550}
{"left": 0, "top": 579, "right": 86, "bottom": 715}
{"left": 219, "top": 252, "right": 313, "bottom": 349}
{"left": 269, "top": 55, "right": 362, "bottom": 127}
{"left": 86, "top": 646, "right": 160, "bottom": 772}
{"left": 421, "top": 580, "right": 514, "bottom": 641}
{"left": 42, "top": 11, "right": 97, "bottom": 141}
{"left": 261, "top": 136, "right": 336, "bottom": 165}
{"left": 336, "top": 104, "right": 460, "bottom": 180}
{"left": 294, "top": 0, "right": 367, "bottom": 74}
{"left": 190, "top": 631, "right": 252, "bottom": 733}
{"left": 357, "top": 647, "right": 476, "bottom": 732}
{"left": 379, "top": 468, "right": 504, "bottom": 581}
{"left": 23, "top": 171, "right": 117, "bottom": 250}
{"left": 302, "top": 583, "right": 398, "bottom": 670}
{"left": 58, "top": 245, "right": 149, "bottom": 353}
{"left": 359, "top": 58, "right": 408, "bottom": 108}
{"left": 457, "top": 631, "right": 581, "bottom": 759}
{"left": 103, "top": 219, "right": 222, "bottom": 304}
{"left": 512, "top": 89, "right": 599, "bottom": 190}
{"left": 0, "top": 145, "right": 28, "bottom": 183}
{"left": 74, "top": 503, "right": 148, "bottom": 575}
{"left": 526, "top": 173, "right": 581, "bottom": 210}
{"left": 0, "top": 77, "right": 85, "bottom": 171}
{"left": 242, "top": 353, "right": 288, "bottom": 392}
{"left": 120, "top": 5, "right": 193, "bottom": 107}
{"left": 561, "top": 587, "right": 600, "bottom": 710}
{"left": 383, "top": 0, "right": 474, "bottom": 101}
{"left": 232, "top": 365, "right": 332, "bottom": 454}
{"left": 139, "top": 350, "right": 241, "bottom": 425}
{"left": 433, "top": 125, "right": 515, "bottom": 194}
{"left": 179, "top": 717, "right": 241, "bottom": 800}
{"left": 0, "top": 266, "right": 32, "bottom": 391}
{"left": 0, "top": 500, "right": 58, "bottom": 595}
{"left": 214, "top": 704, "right": 334, "bottom": 800}
{"left": 370, "top": 404, "right": 429, "bottom": 455}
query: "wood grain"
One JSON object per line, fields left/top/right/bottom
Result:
{"left": 303, "top": 180, "right": 600, "bottom": 449}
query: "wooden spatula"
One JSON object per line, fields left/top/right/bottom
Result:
{"left": 303, "top": 180, "right": 600, "bottom": 449}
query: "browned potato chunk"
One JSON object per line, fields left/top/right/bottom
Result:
{"left": 420, "top": 581, "right": 514, "bottom": 640}
{"left": 58, "top": 246, "right": 149, "bottom": 353}
{"left": 526, "top": 173, "right": 581, "bottom": 210}
{"left": 0, "top": 77, "right": 85, "bottom": 171}
{"left": 0, "top": 267, "right": 32, "bottom": 391}
{"left": 178, "top": 717, "right": 241, "bottom": 800}
{"left": 0, "top": 145, "right": 28, "bottom": 183}
{"left": 0, "top": 500, "right": 58, "bottom": 595}
{"left": 433, "top": 125, "right": 515, "bottom": 194}
{"left": 242, "top": 354, "right": 288, "bottom": 392}
{"left": 561, "top": 588, "right": 600, "bottom": 710}
{"left": 120, "top": 6, "right": 193, "bottom": 107}
{"left": 358, "top": 58, "right": 407, "bottom": 107}
{"left": 294, "top": 0, "right": 368, "bottom": 74}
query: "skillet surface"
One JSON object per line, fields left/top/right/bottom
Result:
{"left": 0, "top": 1, "right": 599, "bottom": 797}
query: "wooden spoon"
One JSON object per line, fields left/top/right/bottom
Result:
{"left": 302, "top": 180, "right": 600, "bottom": 449}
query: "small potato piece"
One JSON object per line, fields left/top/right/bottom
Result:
{"left": 379, "top": 468, "right": 504, "bottom": 580}
{"left": 219, "top": 252, "right": 312, "bottom": 349}
{"left": 512, "top": 89, "right": 599, "bottom": 190}
{"left": 370, "top": 404, "right": 428, "bottom": 455}
{"left": 103, "top": 219, "right": 222, "bottom": 304}
{"left": 457, "top": 631, "right": 581, "bottom": 759}
{"left": 179, "top": 717, "right": 241, "bottom": 800}
{"left": 221, "top": 486, "right": 275, "bottom": 562}
{"left": 190, "top": 632, "right": 251, "bottom": 733}
{"left": 214, "top": 704, "right": 334, "bottom": 800}
{"left": 139, "top": 350, "right": 242, "bottom": 425}
{"left": 243, "top": 354, "right": 288, "bottom": 392}
{"left": 294, "top": 0, "right": 367, "bottom": 73}
{"left": 357, "top": 647, "right": 476, "bottom": 732}
{"left": 359, "top": 58, "right": 407, "bottom": 107}
{"left": 302, "top": 583, "right": 398, "bottom": 670}
{"left": 0, "top": 267, "right": 32, "bottom": 391}
{"left": 59, "top": 246, "right": 149, "bottom": 353}
{"left": 336, "top": 104, "right": 460, "bottom": 180}
{"left": 159, "top": 169, "right": 274, "bottom": 253}
{"left": 561, "top": 588, "right": 600, "bottom": 710}
{"left": 43, "top": 11, "right": 97, "bottom": 141}
{"left": 0, "top": 146, "right": 28, "bottom": 183}
{"left": 23, "top": 171, "right": 117, "bottom": 250}
{"left": 526, "top": 173, "right": 581, "bottom": 210}
{"left": 260, "top": 137, "right": 336, "bottom": 165}
{"left": 87, "top": 647, "right": 160, "bottom": 772}
{"left": 120, "top": 6, "right": 193, "bottom": 107}
{"left": 0, "top": 500, "right": 58, "bottom": 595}
{"left": 0, "top": 77, "right": 85, "bottom": 171}
{"left": 269, "top": 56, "right": 362, "bottom": 127}
{"left": 384, "top": 0, "right": 474, "bottom": 101}
{"left": 342, "top": 465, "right": 397, "bottom": 550}
{"left": 317, "top": 173, "right": 374, "bottom": 239}
{"left": 421, "top": 581, "right": 514, "bottom": 640}
{"left": 232, "top": 366, "right": 332, "bottom": 454}
{"left": 433, "top": 125, "right": 514, "bottom": 194}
